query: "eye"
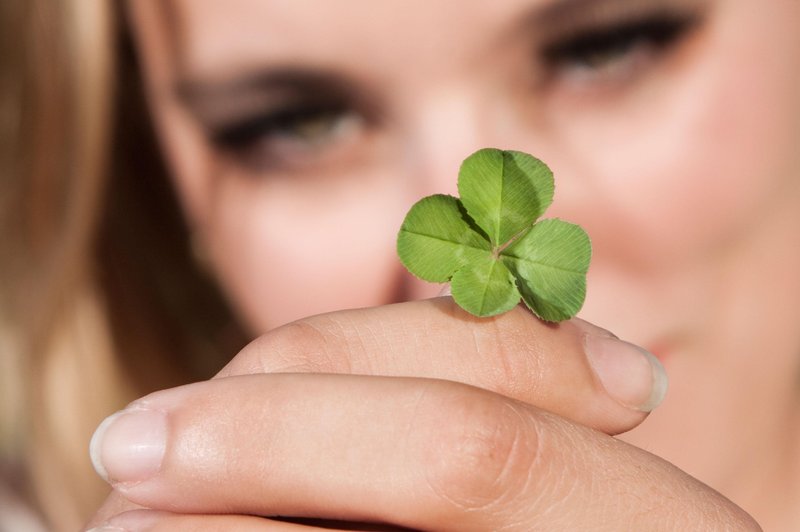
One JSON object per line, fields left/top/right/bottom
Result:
{"left": 541, "top": 12, "right": 699, "bottom": 86}
{"left": 209, "top": 100, "right": 364, "bottom": 171}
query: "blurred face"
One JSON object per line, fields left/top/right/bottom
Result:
{"left": 128, "top": 0, "right": 800, "bottom": 366}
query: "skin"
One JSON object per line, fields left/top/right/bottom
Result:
{"left": 89, "top": 0, "right": 800, "bottom": 528}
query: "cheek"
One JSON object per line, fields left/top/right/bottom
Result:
{"left": 552, "top": 16, "right": 800, "bottom": 273}
{"left": 203, "top": 167, "right": 413, "bottom": 332}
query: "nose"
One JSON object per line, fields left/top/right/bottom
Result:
{"left": 391, "top": 89, "right": 493, "bottom": 302}
{"left": 404, "top": 88, "right": 490, "bottom": 198}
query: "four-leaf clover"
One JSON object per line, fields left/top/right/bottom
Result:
{"left": 397, "top": 148, "right": 591, "bottom": 321}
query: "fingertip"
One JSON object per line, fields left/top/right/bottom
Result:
{"left": 584, "top": 334, "right": 668, "bottom": 413}
{"left": 89, "top": 408, "right": 167, "bottom": 486}
{"left": 90, "top": 410, "right": 123, "bottom": 483}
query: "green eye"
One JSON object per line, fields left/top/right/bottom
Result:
{"left": 397, "top": 148, "right": 591, "bottom": 321}
{"left": 568, "top": 41, "right": 638, "bottom": 71}
{"left": 543, "top": 13, "right": 697, "bottom": 79}
{"left": 212, "top": 104, "right": 351, "bottom": 149}
{"left": 289, "top": 111, "right": 340, "bottom": 141}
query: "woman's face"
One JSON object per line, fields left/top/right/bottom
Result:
{"left": 129, "top": 0, "right": 800, "bottom": 362}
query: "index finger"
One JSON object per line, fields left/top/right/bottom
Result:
{"left": 219, "top": 297, "right": 667, "bottom": 435}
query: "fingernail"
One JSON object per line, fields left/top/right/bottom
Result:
{"left": 90, "top": 407, "right": 167, "bottom": 485}
{"left": 437, "top": 284, "right": 452, "bottom": 297}
{"left": 583, "top": 333, "right": 668, "bottom": 412}
{"left": 85, "top": 526, "right": 128, "bottom": 532}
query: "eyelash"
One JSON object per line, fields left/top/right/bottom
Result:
{"left": 541, "top": 12, "right": 699, "bottom": 82}
{"left": 211, "top": 100, "right": 353, "bottom": 154}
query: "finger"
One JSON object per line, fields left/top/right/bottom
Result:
{"left": 88, "top": 374, "right": 757, "bottom": 530}
{"left": 87, "top": 300, "right": 665, "bottom": 525}
{"left": 88, "top": 507, "right": 415, "bottom": 532}
{"left": 84, "top": 492, "right": 147, "bottom": 529}
{"left": 87, "top": 509, "right": 344, "bottom": 531}
{"left": 219, "top": 298, "right": 667, "bottom": 434}
{"left": 85, "top": 495, "right": 409, "bottom": 532}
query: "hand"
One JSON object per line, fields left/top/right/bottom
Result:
{"left": 85, "top": 298, "right": 759, "bottom": 530}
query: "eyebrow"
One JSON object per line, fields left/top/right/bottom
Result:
{"left": 176, "top": 68, "right": 370, "bottom": 126}
{"left": 178, "top": 69, "right": 344, "bottom": 106}
{"left": 174, "top": 0, "right": 705, "bottom": 120}
{"left": 520, "top": 0, "right": 706, "bottom": 41}
{"left": 538, "top": 0, "right": 653, "bottom": 26}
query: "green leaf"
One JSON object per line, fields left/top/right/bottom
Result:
{"left": 397, "top": 194, "right": 490, "bottom": 282}
{"left": 458, "top": 148, "right": 554, "bottom": 245}
{"left": 451, "top": 254, "right": 520, "bottom": 317}
{"left": 396, "top": 149, "right": 591, "bottom": 322}
{"left": 502, "top": 219, "right": 591, "bottom": 322}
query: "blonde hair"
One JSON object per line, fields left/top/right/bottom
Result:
{"left": 0, "top": 2, "right": 245, "bottom": 530}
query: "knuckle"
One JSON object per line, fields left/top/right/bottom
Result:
{"left": 227, "top": 317, "right": 351, "bottom": 376}
{"left": 419, "top": 384, "right": 541, "bottom": 511}
{"left": 468, "top": 316, "right": 546, "bottom": 400}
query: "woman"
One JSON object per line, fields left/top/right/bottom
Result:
{"left": 2, "top": 1, "right": 246, "bottom": 529}
{"left": 5, "top": 0, "right": 800, "bottom": 530}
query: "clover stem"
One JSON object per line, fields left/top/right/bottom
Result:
{"left": 494, "top": 223, "right": 535, "bottom": 256}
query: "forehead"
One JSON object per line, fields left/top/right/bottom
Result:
{"left": 167, "top": 0, "right": 547, "bottom": 79}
